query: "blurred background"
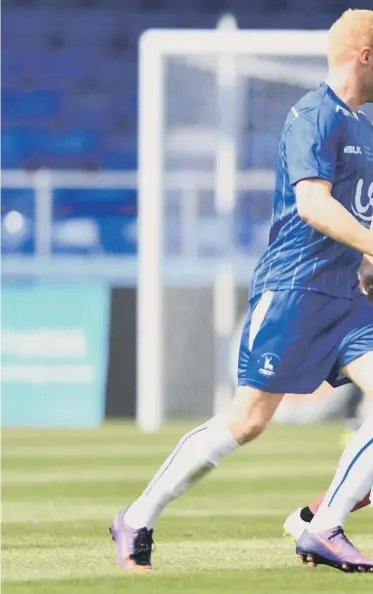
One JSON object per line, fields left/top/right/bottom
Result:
{"left": 2, "top": 0, "right": 373, "bottom": 429}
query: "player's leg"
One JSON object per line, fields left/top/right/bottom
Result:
{"left": 110, "top": 291, "right": 293, "bottom": 571}
{"left": 307, "top": 353, "right": 373, "bottom": 532}
{"left": 284, "top": 492, "right": 371, "bottom": 541}
{"left": 284, "top": 386, "right": 370, "bottom": 541}
{"left": 296, "top": 294, "right": 373, "bottom": 572}
{"left": 296, "top": 349, "right": 373, "bottom": 572}
{"left": 309, "top": 491, "right": 371, "bottom": 515}
{"left": 110, "top": 386, "right": 284, "bottom": 571}
{"left": 123, "top": 386, "right": 283, "bottom": 532}
{"left": 111, "top": 289, "right": 345, "bottom": 571}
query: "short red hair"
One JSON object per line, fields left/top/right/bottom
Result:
{"left": 328, "top": 9, "right": 373, "bottom": 68}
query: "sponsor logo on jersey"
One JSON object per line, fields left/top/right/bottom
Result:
{"left": 351, "top": 178, "right": 373, "bottom": 224}
{"left": 343, "top": 145, "right": 362, "bottom": 155}
{"left": 258, "top": 352, "right": 281, "bottom": 377}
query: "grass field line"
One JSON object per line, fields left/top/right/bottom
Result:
{"left": 2, "top": 491, "right": 322, "bottom": 520}
{"left": 3, "top": 535, "right": 372, "bottom": 583}
{"left": 2, "top": 500, "right": 302, "bottom": 524}
{"left": 1, "top": 537, "right": 299, "bottom": 583}
{"left": 1, "top": 425, "right": 339, "bottom": 443}
{"left": 2, "top": 442, "right": 342, "bottom": 460}
{"left": 2, "top": 462, "right": 335, "bottom": 486}
{"left": 2, "top": 444, "right": 174, "bottom": 460}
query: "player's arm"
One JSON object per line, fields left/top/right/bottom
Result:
{"left": 295, "top": 179, "right": 373, "bottom": 257}
{"left": 359, "top": 220, "right": 373, "bottom": 301}
{"left": 366, "top": 216, "right": 373, "bottom": 264}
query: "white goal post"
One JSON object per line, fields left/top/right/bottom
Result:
{"left": 137, "top": 28, "right": 329, "bottom": 432}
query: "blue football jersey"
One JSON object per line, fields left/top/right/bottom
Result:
{"left": 250, "top": 82, "right": 373, "bottom": 301}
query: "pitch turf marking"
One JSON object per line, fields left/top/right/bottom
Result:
{"left": 2, "top": 535, "right": 372, "bottom": 583}
{"left": 3, "top": 491, "right": 338, "bottom": 524}
{"left": 0, "top": 537, "right": 311, "bottom": 582}
{"left": 2, "top": 444, "right": 174, "bottom": 460}
{"left": 2, "top": 463, "right": 336, "bottom": 486}
{"left": 2, "top": 441, "right": 342, "bottom": 460}
{"left": 2, "top": 500, "right": 312, "bottom": 525}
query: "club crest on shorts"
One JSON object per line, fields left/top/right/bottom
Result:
{"left": 257, "top": 352, "right": 280, "bottom": 377}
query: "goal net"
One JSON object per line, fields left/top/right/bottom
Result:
{"left": 137, "top": 26, "right": 364, "bottom": 431}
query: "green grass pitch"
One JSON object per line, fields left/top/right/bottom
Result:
{"left": 2, "top": 421, "right": 372, "bottom": 593}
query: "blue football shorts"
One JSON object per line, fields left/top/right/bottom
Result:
{"left": 237, "top": 289, "right": 373, "bottom": 394}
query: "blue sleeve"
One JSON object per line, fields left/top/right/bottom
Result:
{"left": 285, "top": 109, "right": 341, "bottom": 186}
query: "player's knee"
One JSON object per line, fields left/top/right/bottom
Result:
{"left": 228, "top": 412, "right": 268, "bottom": 444}
{"left": 240, "top": 417, "right": 268, "bottom": 443}
{"left": 228, "top": 386, "right": 283, "bottom": 444}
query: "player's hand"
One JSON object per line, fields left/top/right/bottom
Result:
{"left": 359, "top": 274, "right": 373, "bottom": 303}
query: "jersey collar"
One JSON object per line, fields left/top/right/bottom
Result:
{"left": 321, "top": 82, "right": 359, "bottom": 119}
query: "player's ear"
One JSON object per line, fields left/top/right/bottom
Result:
{"left": 360, "top": 46, "right": 371, "bottom": 66}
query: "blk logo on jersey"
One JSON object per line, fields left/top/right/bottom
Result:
{"left": 352, "top": 179, "right": 373, "bottom": 224}
{"left": 258, "top": 352, "right": 281, "bottom": 377}
{"left": 344, "top": 145, "right": 362, "bottom": 155}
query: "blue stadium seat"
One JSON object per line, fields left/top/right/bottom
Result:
{"left": 1, "top": 188, "right": 35, "bottom": 217}
{"left": 29, "top": 130, "right": 101, "bottom": 156}
{"left": 1, "top": 131, "right": 30, "bottom": 168}
{"left": 2, "top": 10, "right": 60, "bottom": 44}
{"left": 53, "top": 188, "right": 137, "bottom": 215}
{"left": 30, "top": 49, "right": 108, "bottom": 82}
{"left": 101, "top": 148, "right": 138, "bottom": 170}
{"left": 2, "top": 52, "right": 28, "bottom": 78}
{"left": 2, "top": 91, "right": 59, "bottom": 118}
{"left": 57, "top": 109, "right": 110, "bottom": 131}
{"left": 2, "top": 3, "right": 351, "bottom": 189}
{"left": 59, "top": 10, "right": 118, "bottom": 44}
{"left": 26, "top": 154, "right": 101, "bottom": 170}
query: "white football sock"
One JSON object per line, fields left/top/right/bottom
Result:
{"left": 309, "top": 413, "right": 373, "bottom": 533}
{"left": 123, "top": 415, "right": 239, "bottom": 530}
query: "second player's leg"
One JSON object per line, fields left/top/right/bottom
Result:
{"left": 305, "top": 355, "right": 373, "bottom": 532}
{"left": 284, "top": 488, "right": 371, "bottom": 542}
{"left": 296, "top": 351, "right": 373, "bottom": 572}
{"left": 285, "top": 379, "right": 371, "bottom": 541}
